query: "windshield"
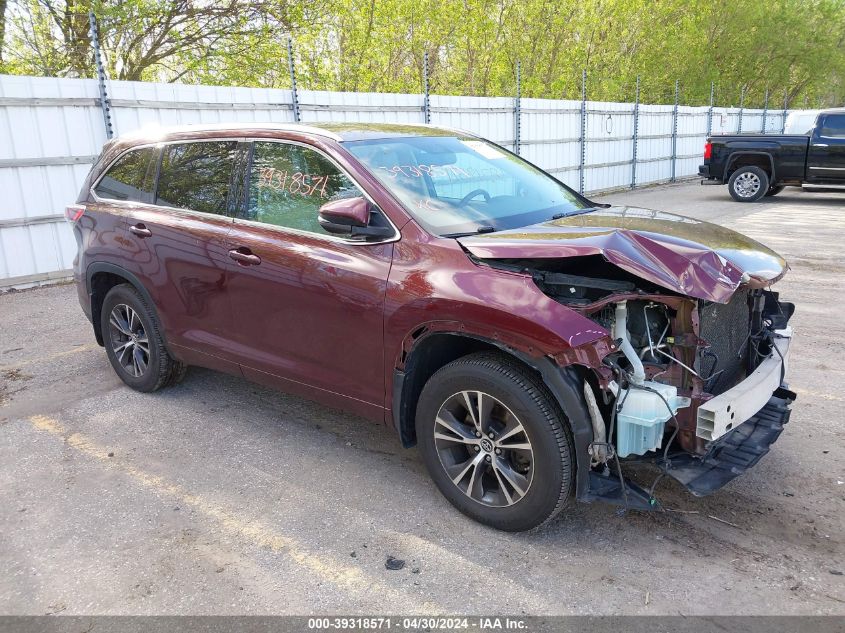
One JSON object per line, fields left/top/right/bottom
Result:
{"left": 343, "top": 136, "right": 589, "bottom": 236}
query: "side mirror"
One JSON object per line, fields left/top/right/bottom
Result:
{"left": 318, "top": 196, "right": 393, "bottom": 239}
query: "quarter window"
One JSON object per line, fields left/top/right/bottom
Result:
{"left": 156, "top": 141, "right": 239, "bottom": 215}
{"left": 94, "top": 147, "right": 156, "bottom": 202}
{"left": 246, "top": 141, "right": 361, "bottom": 234}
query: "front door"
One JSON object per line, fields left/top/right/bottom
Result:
{"left": 807, "top": 113, "right": 845, "bottom": 182}
{"left": 224, "top": 140, "right": 395, "bottom": 420}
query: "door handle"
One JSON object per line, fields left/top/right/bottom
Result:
{"left": 129, "top": 223, "right": 152, "bottom": 237}
{"left": 228, "top": 248, "right": 261, "bottom": 266}
{"left": 813, "top": 143, "right": 829, "bottom": 148}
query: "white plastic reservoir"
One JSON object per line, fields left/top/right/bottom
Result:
{"left": 616, "top": 381, "right": 691, "bottom": 458}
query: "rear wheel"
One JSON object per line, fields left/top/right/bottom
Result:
{"left": 101, "top": 284, "right": 186, "bottom": 392}
{"left": 416, "top": 353, "right": 573, "bottom": 531}
{"left": 728, "top": 166, "right": 770, "bottom": 202}
{"left": 765, "top": 185, "right": 786, "bottom": 197}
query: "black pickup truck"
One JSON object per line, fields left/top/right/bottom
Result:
{"left": 699, "top": 108, "right": 845, "bottom": 201}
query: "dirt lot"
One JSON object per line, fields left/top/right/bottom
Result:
{"left": 0, "top": 181, "right": 843, "bottom": 615}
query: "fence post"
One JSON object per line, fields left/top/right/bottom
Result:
{"left": 579, "top": 69, "right": 587, "bottom": 195}
{"left": 631, "top": 75, "right": 640, "bottom": 190}
{"left": 423, "top": 51, "right": 431, "bottom": 124}
{"left": 706, "top": 81, "right": 714, "bottom": 137}
{"left": 737, "top": 86, "right": 745, "bottom": 133}
{"left": 670, "top": 79, "right": 679, "bottom": 183}
{"left": 286, "top": 37, "right": 301, "bottom": 123}
{"left": 782, "top": 89, "right": 788, "bottom": 133}
{"left": 762, "top": 88, "right": 769, "bottom": 134}
{"left": 88, "top": 10, "right": 114, "bottom": 139}
{"left": 514, "top": 61, "right": 521, "bottom": 155}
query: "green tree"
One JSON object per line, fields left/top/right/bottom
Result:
{"left": 1, "top": 0, "right": 843, "bottom": 107}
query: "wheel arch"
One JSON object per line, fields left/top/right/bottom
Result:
{"left": 724, "top": 151, "right": 777, "bottom": 182}
{"left": 86, "top": 263, "right": 169, "bottom": 351}
{"left": 392, "top": 330, "right": 594, "bottom": 500}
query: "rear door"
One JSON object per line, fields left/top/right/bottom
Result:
{"left": 807, "top": 113, "right": 845, "bottom": 182}
{"left": 123, "top": 139, "right": 246, "bottom": 367}
{"left": 223, "top": 139, "right": 395, "bottom": 420}
{"left": 89, "top": 145, "right": 158, "bottom": 271}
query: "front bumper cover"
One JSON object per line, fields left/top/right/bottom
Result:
{"left": 581, "top": 328, "right": 795, "bottom": 509}
{"left": 581, "top": 386, "right": 795, "bottom": 509}
{"left": 665, "top": 386, "right": 795, "bottom": 496}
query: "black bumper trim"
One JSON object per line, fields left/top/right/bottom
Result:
{"left": 664, "top": 387, "right": 795, "bottom": 497}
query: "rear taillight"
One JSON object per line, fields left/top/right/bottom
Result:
{"left": 703, "top": 141, "right": 712, "bottom": 160}
{"left": 65, "top": 204, "right": 85, "bottom": 223}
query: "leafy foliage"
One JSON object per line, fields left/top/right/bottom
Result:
{"left": 1, "top": 0, "right": 843, "bottom": 107}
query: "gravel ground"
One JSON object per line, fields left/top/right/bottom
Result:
{"left": 0, "top": 181, "right": 843, "bottom": 616}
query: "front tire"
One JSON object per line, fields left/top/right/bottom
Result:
{"left": 416, "top": 353, "right": 574, "bottom": 531}
{"left": 728, "top": 166, "right": 770, "bottom": 202}
{"left": 101, "top": 284, "right": 186, "bottom": 392}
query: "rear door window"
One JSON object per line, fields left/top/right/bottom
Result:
{"left": 245, "top": 141, "right": 361, "bottom": 234}
{"left": 94, "top": 147, "right": 156, "bottom": 202}
{"left": 155, "top": 141, "right": 239, "bottom": 215}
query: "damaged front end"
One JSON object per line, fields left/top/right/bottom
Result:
{"left": 489, "top": 254, "right": 794, "bottom": 510}
{"left": 537, "top": 262, "right": 794, "bottom": 509}
{"left": 458, "top": 207, "right": 796, "bottom": 510}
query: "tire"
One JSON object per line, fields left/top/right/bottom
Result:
{"left": 728, "top": 166, "right": 770, "bottom": 202}
{"left": 101, "top": 284, "right": 186, "bottom": 392}
{"left": 765, "top": 185, "right": 786, "bottom": 197}
{"left": 415, "top": 352, "right": 574, "bottom": 531}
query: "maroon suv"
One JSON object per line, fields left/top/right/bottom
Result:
{"left": 69, "top": 122, "right": 795, "bottom": 531}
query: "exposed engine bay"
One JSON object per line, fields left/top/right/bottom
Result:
{"left": 490, "top": 256, "right": 796, "bottom": 507}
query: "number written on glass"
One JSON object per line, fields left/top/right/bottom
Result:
{"left": 258, "top": 167, "right": 330, "bottom": 198}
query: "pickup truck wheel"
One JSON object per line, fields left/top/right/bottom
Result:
{"left": 765, "top": 185, "right": 786, "bottom": 197}
{"left": 728, "top": 166, "right": 770, "bottom": 202}
{"left": 415, "top": 352, "right": 573, "bottom": 532}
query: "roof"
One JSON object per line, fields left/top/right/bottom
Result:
{"left": 115, "top": 121, "right": 472, "bottom": 144}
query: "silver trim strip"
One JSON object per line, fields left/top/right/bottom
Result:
{"left": 809, "top": 166, "right": 845, "bottom": 171}
{"left": 0, "top": 268, "right": 73, "bottom": 289}
{"left": 0, "top": 214, "right": 65, "bottom": 228}
{"left": 0, "top": 155, "right": 99, "bottom": 168}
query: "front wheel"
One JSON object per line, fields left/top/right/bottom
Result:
{"left": 415, "top": 353, "right": 574, "bottom": 531}
{"left": 728, "top": 166, "right": 770, "bottom": 202}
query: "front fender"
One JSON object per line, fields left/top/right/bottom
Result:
{"left": 387, "top": 267, "right": 613, "bottom": 370}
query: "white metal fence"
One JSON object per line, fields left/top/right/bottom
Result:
{"left": 0, "top": 73, "right": 798, "bottom": 288}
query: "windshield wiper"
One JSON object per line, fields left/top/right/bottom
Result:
{"left": 443, "top": 225, "right": 497, "bottom": 238}
{"left": 550, "top": 206, "right": 597, "bottom": 221}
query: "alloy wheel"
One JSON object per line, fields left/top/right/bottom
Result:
{"left": 433, "top": 390, "right": 534, "bottom": 507}
{"left": 734, "top": 172, "right": 761, "bottom": 198}
{"left": 108, "top": 304, "right": 149, "bottom": 378}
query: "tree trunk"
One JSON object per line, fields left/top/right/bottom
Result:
{"left": 0, "top": 0, "right": 8, "bottom": 64}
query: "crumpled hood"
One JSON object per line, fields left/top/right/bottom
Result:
{"left": 457, "top": 206, "right": 787, "bottom": 303}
